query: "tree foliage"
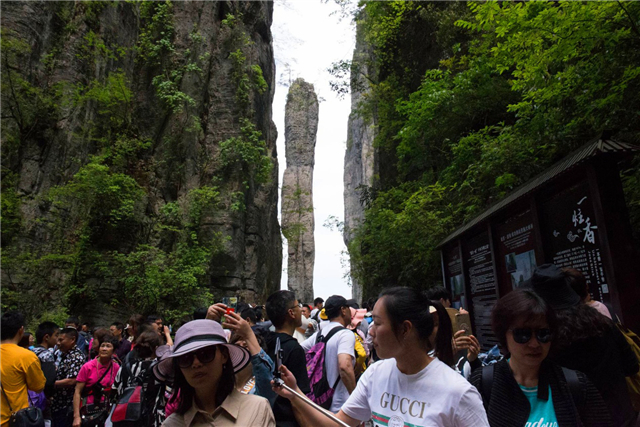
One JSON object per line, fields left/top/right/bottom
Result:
{"left": 1, "top": 1, "right": 274, "bottom": 325}
{"left": 347, "top": 1, "right": 640, "bottom": 298}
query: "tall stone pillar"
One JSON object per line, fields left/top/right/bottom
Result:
{"left": 281, "top": 79, "right": 318, "bottom": 304}
{"left": 344, "top": 22, "right": 376, "bottom": 304}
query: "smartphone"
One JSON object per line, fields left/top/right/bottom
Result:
{"left": 222, "top": 296, "right": 238, "bottom": 315}
{"left": 273, "top": 337, "right": 283, "bottom": 380}
{"left": 456, "top": 312, "right": 472, "bottom": 336}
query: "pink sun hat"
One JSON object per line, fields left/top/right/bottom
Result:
{"left": 350, "top": 308, "right": 367, "bottom": 328}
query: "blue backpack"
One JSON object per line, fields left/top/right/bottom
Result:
{"left": 305, "top": 326, "right": 346, "bottom": 409}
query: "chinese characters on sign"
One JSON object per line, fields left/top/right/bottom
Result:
{"left": 541, "top": 182, "right": 609, "bottom": 302}
{"left": 464, "top": 232, "right": 499, "bottom": 350}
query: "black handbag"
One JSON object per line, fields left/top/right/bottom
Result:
{"left": 79, "top": 361, "right": 115, "bottom": 427}
{"left": 0, "top": 383, "right": 45, "bottom": 427}
{"left": 80, "top": 403, "right": 110, "bottom": 427}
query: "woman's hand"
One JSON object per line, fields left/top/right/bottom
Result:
{"left": 72, "top": 381, "right": 85, "bottom": 427}
{"left": 271, "top": 365, "right": 301, "bottom": 400}
{"left": 223, "top": 311, "right": 261, "bottom": 356}
{"left": 453, "top": 330, "right": 481, "bottom": 362}
{"left": 162, "top": 325, "right": 174, "bottom": 346}
{"left": 206, "top": 303, "right": 228, "bottom": 323}
{"left": 223, "top": 311, "right": 252, "bottom": 337}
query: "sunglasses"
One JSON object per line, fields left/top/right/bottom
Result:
{"left": 510, "top": 328, "right": 553, "bottom": 344}
{"left": 176, "top": 345, "right": 217, "bottom": 368}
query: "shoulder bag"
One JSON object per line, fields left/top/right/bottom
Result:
{"left": 0, "top": 382, "right": 44, "bottom": 427}
{"left": 80, "top": 360, "right": 115, "bottom": 427}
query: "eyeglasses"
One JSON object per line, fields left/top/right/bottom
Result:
{"left": 289, "top": 303, "right": 302, "bottom": 310}
{"left": 510, "top": 328, "right": 553, "bottom": 344}
{"left": 176, "top": 345, "right": 217, "bottom": 368}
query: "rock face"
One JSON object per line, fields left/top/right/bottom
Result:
{"left": 1, "top": 1, "right": 281, "bottom": 325}
{"left": 281, "top": 79, "right": 318, "bottom": 304}
{"left": 343, "top": 23, "right": 377, "bottom": 304}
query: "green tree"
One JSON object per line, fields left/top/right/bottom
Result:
{"left": 346, "top": 0, "right": 640, "bottom": 298}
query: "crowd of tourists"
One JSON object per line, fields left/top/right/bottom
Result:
{"left": 1, "top": 263, "right": 639, "bottom": 427}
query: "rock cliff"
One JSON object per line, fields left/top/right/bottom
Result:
{"left": 1, "top": 1, "right": 281, "bottom": 325}
{"left": 343, "top": 23, "right": 376, "bottom": 304}
{"left": 281, "top": 78, "right": 318, "bottom": 304}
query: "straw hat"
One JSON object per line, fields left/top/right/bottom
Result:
{"left": 153, "top": 319, "right": 250, "bottom": 382}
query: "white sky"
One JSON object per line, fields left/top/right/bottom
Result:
{"left": 272, "top": 0, "right": 356, "bottom": 302}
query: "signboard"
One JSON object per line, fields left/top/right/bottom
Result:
{"left": 465, "top": 232, "right": 495, "bottom": 295}
{"left": 495, "top": 209, "right": 538, "bottom": 290}
{"left": 540, "top": 181, "right": 609, "bottom": 303}
{"left": 443, "top": 244, "right": 465, "bottom": 309}
{"left": 463, "top": 231, "right": 499, "bottom": 350}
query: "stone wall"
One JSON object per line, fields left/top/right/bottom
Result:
{"left": 0, "top": 1, "right": 281, "bottom": 325}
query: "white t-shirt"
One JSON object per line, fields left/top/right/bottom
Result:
{"left": 293, "top": 316, "right": 311, "bottom": 343}
{"left": 301, "top": 322, "right": 356, "bottom": 412}
{"left": 341, "top": 358, "right": 489, "bottom": 427}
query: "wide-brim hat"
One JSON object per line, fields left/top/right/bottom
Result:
{"left": 153, "top": 319, "right": 250, "bottom": 382}
{"left": 350, "top": 308, "right": 366, "bottom": 328}
{"left": 523, "top": 263, "right": 581, "bottom": 310}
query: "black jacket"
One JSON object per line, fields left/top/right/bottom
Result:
{"left": 470, "top": 359, "right": 612, "bottom": 427}
{"left": 266, "top": 332, "right": 310, "bottom": 427}
{"left": 549, "top": 323, "right": 638, "bottom": 427}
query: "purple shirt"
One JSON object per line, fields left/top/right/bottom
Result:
{"left": 115, "top": 338, "right": 132, "bottom": 361}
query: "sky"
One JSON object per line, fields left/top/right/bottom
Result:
{"left": 272, "top": 0, "right": 356, "bottom": 301}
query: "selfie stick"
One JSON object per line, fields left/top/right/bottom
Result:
{"left": 273, "top": 378, "right": 350, "bottom": 427}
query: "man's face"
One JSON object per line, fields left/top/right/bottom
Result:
{"left": 46, "top": 329, "right": 60, "bottom": 348}
{"left": 58, "top": 333, "right": 76, "bottom": 353}
{"left": 316, "top": 302, "right": 323, "bottom": 310}
{"left": 301, "top": 306, "right": 310, "bottom": 318}
{"left": 110, "top": 325, "right": 122, "bottom": 338}
{"left": 291, "top": 300, "right": 302, "bottom": 328}
{"left": 81, "top": 325, "right": 89, "bottom": 333}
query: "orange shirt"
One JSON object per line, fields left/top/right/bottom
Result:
{"left": 0, "top": 344, "right": 46, "bottom": 427}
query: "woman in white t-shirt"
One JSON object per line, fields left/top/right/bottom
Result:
{"left": 272, "top": 287, "right": 489, "bottom": 427}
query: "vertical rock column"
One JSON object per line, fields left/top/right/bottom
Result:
{"left": 344, "top": 23, "right": 376, "bottom": 304}
{"left": 281, "top": 79, "right": 319, "bottom": 304}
